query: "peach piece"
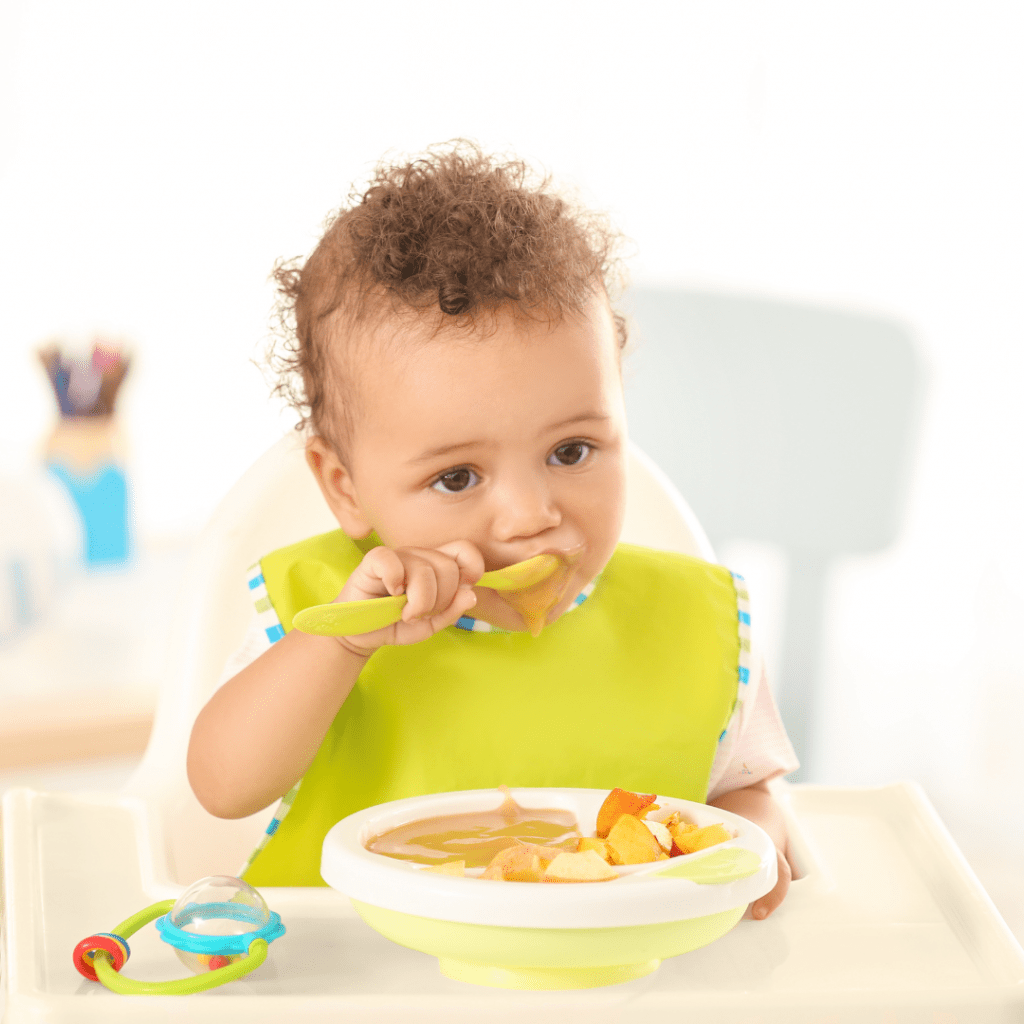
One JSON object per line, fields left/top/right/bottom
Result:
{"left": 595, "top": 788, "right": 658, "bottom": 838}
{"left": 670, "top": 822, "right": 732, "bottom": 855}
{"left": 605, "top": 813, "right": 663, "bottom": 864}
{"left": 543, "top": 850, "right": 618, "bottom": 883}
{"left": 515, "top": 841, "right": 563, "bottom": 868}
{"left": 578, "top": 836, "right": 615, "bottom": 863}
{"left": 480, "top": 845, "right": 545, "bottom": 882}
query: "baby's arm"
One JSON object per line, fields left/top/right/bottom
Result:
{"left": 708, "top": 778, "right": 793, "bottom": 918}
{"left": 187, "top": 542, "right": 482, "bottom": 819}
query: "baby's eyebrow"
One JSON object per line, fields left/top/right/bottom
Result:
{"left": 545, "top": 411, "right": 610, "bottom": 432}
{"left": 408, "top": 440, "right": 486, "bottom": 465}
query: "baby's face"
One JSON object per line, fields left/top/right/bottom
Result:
{"left": 318, "top": 293, "right": 628, "bottom": 633}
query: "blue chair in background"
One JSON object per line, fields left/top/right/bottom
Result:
{"left": 621, "top": 288, "right": 923, "bottom": 780}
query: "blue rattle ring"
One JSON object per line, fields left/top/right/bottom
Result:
{"left": 156, "top": 903, "right": 285, "bottom": 955}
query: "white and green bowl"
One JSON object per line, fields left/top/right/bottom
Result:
{"left": 320, "top": 787, "right": 776, "bottom": 989}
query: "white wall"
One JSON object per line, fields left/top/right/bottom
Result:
{"left": 2, "top": 2, "right": 1022, "bottom": 806}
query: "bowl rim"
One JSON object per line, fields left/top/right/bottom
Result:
{"left": 321, "top": 787, "right": 777, "bottom": 929}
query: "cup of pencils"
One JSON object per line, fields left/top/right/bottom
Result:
{"left": 39, "top": 340, "right": 132, "bottom": 565}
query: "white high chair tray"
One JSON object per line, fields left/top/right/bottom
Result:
{"left": 3, "top": 780, "right": 1023, "bottom": 1023}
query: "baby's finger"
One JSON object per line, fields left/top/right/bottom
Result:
{"left": 403, "top": 546, "right": 469, "bottom": 617}
{"left": 344, "top": 546, "right": 408, "bottom": 600}
{"left": 751, "top": 850, "right": 791, "bottom": 920}
{"left": 425, "top": 585, "right": 478, "bottom": 633}
{"left": 435, "top": 539, "right": 486, "bottom": 586}
{"left": 401, "top": 557, "right": 439, "bottom": 621}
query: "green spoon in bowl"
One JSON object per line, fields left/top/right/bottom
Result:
{"left": 291, "top": 553, "right": 560, "bottom": 637}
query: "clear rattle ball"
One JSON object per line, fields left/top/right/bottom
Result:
{"left": 168, "top": 875, "right": 270, "bottom": 974}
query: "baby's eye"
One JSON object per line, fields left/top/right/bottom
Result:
{"left": 548, "top": 441, "right": 592, "bottom": 467}
{"left": 431, "top": 467, "right": 479, "bottom": 494}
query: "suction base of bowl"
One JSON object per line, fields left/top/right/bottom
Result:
{"left": 438, "top": 956, "right": 661, "bottom": 989}
{"left": 351, "top": 899, "right": 746, "bottom": 990}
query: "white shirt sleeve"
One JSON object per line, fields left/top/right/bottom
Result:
{"left": 705, "top": 656, "right": 800, "bottom": 802}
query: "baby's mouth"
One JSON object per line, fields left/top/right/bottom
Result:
{"left": 493, "top": 549, "right": 582, "bottom": 637}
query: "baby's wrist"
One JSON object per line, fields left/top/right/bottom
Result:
{"left": 331, "top": 634, "right": 377, "bottom": 660}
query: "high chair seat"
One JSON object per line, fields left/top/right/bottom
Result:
{"left": 129, "top": 433, "right": 718, "bottom": 885}
{"left": 3, "top": 434, "right": 1022, "bottom": 1022}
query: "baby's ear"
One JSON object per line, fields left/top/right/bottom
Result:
{"left": 305, "top": 436, "right": 374, "bottom": 538}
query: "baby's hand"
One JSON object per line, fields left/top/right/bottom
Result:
{"left": 745, "top": 846, "right": 793, "bottom": 920}
{"left": 331, "top": 541, "right": 484, "bottom": 655}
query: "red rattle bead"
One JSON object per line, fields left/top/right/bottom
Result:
{"left": 73, "top": 933, "right": 130, "bottom": 982}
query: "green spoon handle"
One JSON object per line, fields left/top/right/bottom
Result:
{"left": 293, "top": 594, "right": 408, "bottom": 636}
{"left": 290, "top": 556, "right": 557, "bottom": 637}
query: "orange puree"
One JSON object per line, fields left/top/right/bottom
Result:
{"left": 365, "top": 789, "right": 580, "bottom": 869}
{"left": 502, "top": 560, "right": 574, "bottom": 637}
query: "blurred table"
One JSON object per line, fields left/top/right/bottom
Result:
{"left": 0, "top": 540, "right": 191, "bottom": 769}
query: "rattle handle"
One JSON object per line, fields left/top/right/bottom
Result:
{"left": 92, "top": 938, "right": 269, "bottom": 995}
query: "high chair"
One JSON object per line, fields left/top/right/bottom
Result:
{"left": 3, "top": 434, "right": 1022, "bottom": 1022}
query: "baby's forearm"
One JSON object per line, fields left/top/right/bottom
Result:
{"left": 707, "top": 779, "right": 788, "bottom": 854}
{"left": 708, "top": 778, "right": 794, "bottom": 918}
{"left": 187, "top": 630, "right": 369, "bottom": 819}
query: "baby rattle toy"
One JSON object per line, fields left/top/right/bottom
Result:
{"left": 73, "top": 875, "right": 284, "bottom": 995}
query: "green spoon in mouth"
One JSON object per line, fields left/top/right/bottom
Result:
{"left": 291, "top": 553, "right": 560, "bottom": 637}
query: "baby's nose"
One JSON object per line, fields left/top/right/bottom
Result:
{"left": 490, "top": 475, "right": 561, "bottom": 542}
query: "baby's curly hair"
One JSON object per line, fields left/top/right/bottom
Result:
{"left": 269, "top": 140, "right": 628, "bottom": 452}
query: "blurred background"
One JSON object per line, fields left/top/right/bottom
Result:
{"left": 0, "top": 1, "right": 1021, "bottom": 938}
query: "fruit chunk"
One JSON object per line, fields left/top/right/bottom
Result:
{"left": 595, "top": 788, "right": 657, "bottom": 838}
{"left": 421, "top": 860, "right": 465, "bottom": 876}
{"left": 543, "top": 850, "right": 618, "bottom": 883}
{"left": 577, "top": 836, "right": 615, "bottom": 862}
{"left": 669, "top": 822, "right": 732, "bottom": 854}
{"left": 605, "top": 812, "right": 664, "bottom": 864}
{"left": 515, "top": 842, "right": 563, "bottom": 868}
{"left": 643, "top": 819, "right": 673, "bottom": 852}
{"left": 480, "top": 845, "right": 546, "bottom": 881}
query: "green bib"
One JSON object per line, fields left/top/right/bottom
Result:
{"left": 244, "top": 531, "right": 742, "bottom": 887}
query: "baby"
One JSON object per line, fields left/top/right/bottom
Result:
{"left": 188, "top": 142, "right": 798, "bottom": 918}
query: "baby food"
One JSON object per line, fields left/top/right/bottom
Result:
{"left": 365, "top": 788, "right": 580, "bottom": 869}
{"left": 366, "top": 788, "right": 734, "bottom": 884}
{"left": 499, "top": 555, "right": 576, "bottom": 636}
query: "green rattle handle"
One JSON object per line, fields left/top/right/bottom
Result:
{"left": 113, "top": 899, "right": 175, "bottom": 938}
{"left": 86, "top": 899, "right": 269, "bottom": 996}
{"left": 93, "top": 937, "right": 269, "bottom": 995}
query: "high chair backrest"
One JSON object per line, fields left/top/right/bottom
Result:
{"left": 124, "top": 433, "right": 715, "bottom": 884}
{"left": 621, "top": 287, "right": 922, "bottom": 779}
